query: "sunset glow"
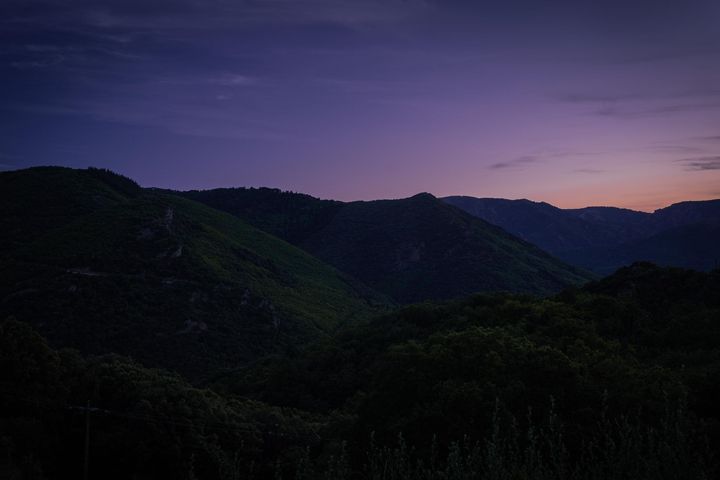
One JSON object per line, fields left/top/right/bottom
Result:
{"left": 2, "top": 0, "right": 719, "bottom": 211}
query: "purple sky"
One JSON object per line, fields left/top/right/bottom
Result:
{"left": 2, "top": 0, "right": 720, "bottom": 211}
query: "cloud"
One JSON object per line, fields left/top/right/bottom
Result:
{"left": 647, "top": 144, "right": 706, "bottom": 154}
{"left": 572, "top": 168, "right": 604, "bottom": 174}
{"left": 2, "top": 0, "right": 426, "bottom": 33}
{"left": 594, "top": 102, "right": 720, "bottom": 119}
{"left": 10, "top": 55, "right": 65, "bottom": 69}
{"left": 488, "top": 149, "right": 604, "bottom": 171}
{"left": 555, "top": 88, "right": 720, "bottom": 119}
{"left": 155, "top": 74, "right": 258, "bottom": 88}
{"left": 556, "top": 93, "right": 650, "bottom": 103}
{"left": 489, "top": 155, "right": 538, "bottom": 170}
{"left": 13, "top": 99, "right": 291, "bottom": 141}
{"left": 677, "top": 156, "right": 720, "bottom": 171}
{"left": 210, "top": 74, "right": 255, "bottom": 87}
{"left": 555, "top": 87, "right": 720, "bottom": 105}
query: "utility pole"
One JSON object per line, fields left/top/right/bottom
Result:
{"left": 83, "top": 400, "right": 90, "bottom": 480}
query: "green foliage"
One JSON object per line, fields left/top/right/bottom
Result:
{"left": 182, "top": 189, "right": 594, "bottom": 303}
{"left": 222, "top": 264, "right": 720, "bottom": 476}
{"left": 0, "top": 167, "right": 387, "bottom": 381}
{"left": 0, "top": 317, "right": 323, "bottom": 480}
{"left": 2, "top": 167, "right": 718, "bottom": 479}
{"left": 2, "top": 263, "right": 720, "bottom": 478}
{"left": 179, "top": 187, "right": 344, "bottom": 245}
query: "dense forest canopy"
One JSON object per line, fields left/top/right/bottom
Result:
{"left": 2, "top": 262, "right": 719, "bottom": 479}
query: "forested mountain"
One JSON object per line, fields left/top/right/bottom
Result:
{"left": 444, "top": 196, "right": 720, "bottom": 273}
{"left": 3, "top": 263, "right": 719, "bottom": 479}
{"left": 3, "top": 167, "right": 717, "bottom": 479}
{"left": 0, "top": 167, "right": 386, "bottom": 381}
{"left": 180, "top": 187, "right": 343, "bottom": 245}
{"left": 181, "top": 189, "right": 593, "bottom": 302}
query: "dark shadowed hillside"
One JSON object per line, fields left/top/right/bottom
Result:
{"left": 0, "top": 167, "right": 386, "bottom": 381}
{"left": 442, "top": 197, "right": 635, "bottom": 253}
{"left": 180, "top": 187, "right": 343, "bottom": 244}
{"left": 4, "top": 263, "right": 720, "bottom": 479}
{"left": 445, "top": 195, "right": 720, "bottom": 273}
{"left": 182, "top": 189, "right": 593, "bottom": 302}
{"left": 214, "top": 263, "right": 720, "bottom": 478}
{"left": 647, "top": 199, "right": 720, "bottom": 232}
{"left": 567, "top": 223, "right": 720, "bottom": 274}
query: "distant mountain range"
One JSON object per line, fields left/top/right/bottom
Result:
{"left": 444, "top": 196, "right": 720, "bottom": 274}
{"left": 180, "top": 188, "right": 592, "bottom": 302}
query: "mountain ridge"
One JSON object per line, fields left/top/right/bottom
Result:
{"left": 179, "top": 188, "right": 594, "bottom": 302}
{"left": 0, "top": 167, "right": 388, "bottom": 381}
{"left": 444, "top": 195, "right": 720, "bottom": 273}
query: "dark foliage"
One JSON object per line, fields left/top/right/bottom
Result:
{"left": 0, "top": 167, "right": 387, "bottom": 382}
{"left": 2, "top": 263, "right": 718, "bottom": 478}
{"left": 181, "top": 189, "right": 593, "bottom": 302}
{"left": 2, "top": 168, "right": 718, "bottom": 479}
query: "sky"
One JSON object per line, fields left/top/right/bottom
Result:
{"left": 2, "top": 0, "right": 720, "bottom": 211}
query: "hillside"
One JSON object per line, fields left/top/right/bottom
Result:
{"left": 0, "top": 167, "right": 386, "bottom": 381}
{"left": 180, "top": 187, "right": 343, "bottom": 244}
{"left": 647, "top": 199, "right": 720, "bottom": 232}
{"left": 445, "top": 195, "right": 720, "bottom": 273}
{"left": 182, "top": 189, "right": 593, "bottom": 302}
{"left": 4, "top": 263, "right": 719, "bottom": 479}
{"left": 216, "top": 262, "right": 720, "bottom": 478}
{"left": 442, "top": 197, "right": 632, "bottom": 253}
{"left": 568, "top": 223, "right": 720, "bottom": 274}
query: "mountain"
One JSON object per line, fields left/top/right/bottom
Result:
{"left": 5, "top": 263, "right": 720, "bottom": 479}
{"left": 219, "top": 262, "right": 720, "bottom": 476}
{"left": 179, "top": 186, "right": 344, "bottom": 244}
{"left": 181, "top": 189, "right": 593, "bottom": 302}
{"left": 444, "top": 195, "right": 720, "bottom": 274}
{"left": 647, "top": 199, "right": 720, "bottom": 232}
{"left": 564, "top": 206, "right": 650, "bottom": 238}
{"left": 570, "top": 223, "right": 720, "bottom": 274}
{"left": 441, "top": 197, "right": 629, "bottom": 253}
{"left": 0, "top": 167, "right": 386, "bottom": 381}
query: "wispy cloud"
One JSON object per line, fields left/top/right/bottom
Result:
{"left": 594, "top": 102, "right": 720, "bottom": 119}
{"left": 555, "top": 87, "right": 720, "bottom": 119}
{"left": 3, "top": 0, "right": 427, "bottom": 33}
{"left": 572, "top": 168, "right": 604, "bottom": 174}
{"left": 489, "top": 155, "right": 538, "bottom": 170}
{"left": 556, "top": 86, "right": 720, "bottom": 104}
{"left": 677, "top": 156, "right": 720, "bottom": 171}
{"left": 13, "top": 100, "right": 291, "bottom": 141}
{"left": 647, "top": 144, "right": 706, "bottom": 154}
{"left": 155, "top": 74, "right": 258, "bottom": 88}
{"left": 10, "top": 55, "right": 65, "bottom": 69}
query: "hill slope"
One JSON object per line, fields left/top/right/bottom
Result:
{"left": 442, "top": 197, "right": 632, "bottom": 254}
{"left": 181, "top": 189, "right": 593, "bottom": 302}
{"left": 5, "top": 262, "right": 720, "bottom": 478}
{"left": 568, "top": 223, "right": 720, "bottom": 274}
{"left": 444, "top": 196, "right": 720, "bottom": 273}
{"left": 0, "top": 167, "right": 386, "bottom": 381}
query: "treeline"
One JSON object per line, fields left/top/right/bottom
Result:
{"left": 1, "top": 317, "right": 323, "bottom": 479}
{"left": 2, "top": 263, "right": 719, "bottom": 478}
